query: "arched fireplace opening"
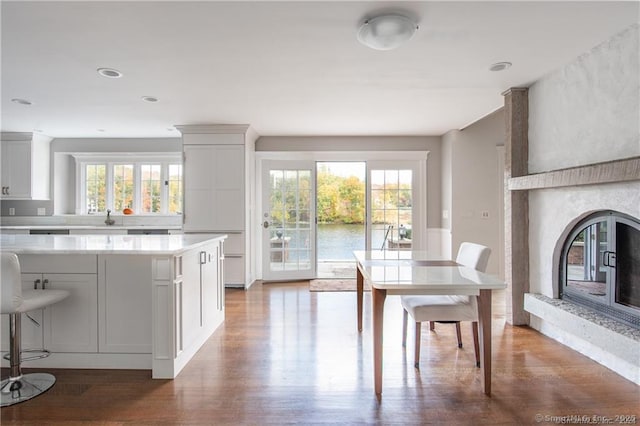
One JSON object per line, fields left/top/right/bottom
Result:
{"left": 561, "top": 210, "right": 640, "bottom": 328}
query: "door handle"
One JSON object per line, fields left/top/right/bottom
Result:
{"left": 603, "top": 251, "right": 616, "bottom": 268}
{"left": 263, "top": 221, "right": 270, "bottom": 229}
{"left": 34, "top": 279, "right": 41, "bottom": 289}
{"left": 42, "top": 279, "right": 49, "bottom": 289}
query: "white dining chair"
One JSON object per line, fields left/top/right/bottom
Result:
{"left": 401, "top": 242, "right": 491, "bottom": 369}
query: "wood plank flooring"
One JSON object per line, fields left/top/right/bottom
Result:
{"left": 2, "top": 281, "right": 638, "bottom": 425}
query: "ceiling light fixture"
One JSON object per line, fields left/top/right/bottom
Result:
{"left": 11, "top": 98, "right": 32, "bottom": 105}
{"left": 489, "top": 62, "right": 512, "bottom": 72}
{"left": 97, "top": 68, "right": 123, "bottom": 78}
{"left": 357, "top": 14, "right": 418, "bottom": 51}
{"left": 141, "top": 96, "right": 159, "bottom": 103}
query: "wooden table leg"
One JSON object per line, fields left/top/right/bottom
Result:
{"left": 477, "top": 289, "right": 492, "bottom": 396}
{"left": 372, "top": 287, "right": 387, "bottom": 396}
{"left": 356, "top": 267, "right": 364, "bottom": 332}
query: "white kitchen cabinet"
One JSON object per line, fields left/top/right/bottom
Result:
{"left": 183, "top": 144, "right": 244, "bottom": 232}
{"left": 98, "top": 255, "right": 152, "bottom": 353}
{"left": 0, "top": 134, "right": 51, "bottom": 200}
{"left": 44, "top": 273, "right": 98, "bottom": 353}
{"left": 0, "top": 272, "right": 98, "bottom": 354}
{"left": 179, "top": 124, "right": 256, "bottom": 289}
{"left": 180, "top": 249, "right": 204, "bottom": 349}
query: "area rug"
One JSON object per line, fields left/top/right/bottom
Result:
{"left": 309, "top": 279, "right": 369, "bottom": 292}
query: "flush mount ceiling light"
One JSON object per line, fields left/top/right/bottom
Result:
{"left": 97, "top": 67, "right": 123, "bottom": 78}
{"left": 11, "top": 98, "right": 32, "bottom": 105}
{"left": 489, "top": 62, "right": 512, "bottom": 72}
{"left": 141, "top": 96, "right": 159, "bottom": 103}
{"left": 357, "top": 14, "right": 418, "bottom": 51}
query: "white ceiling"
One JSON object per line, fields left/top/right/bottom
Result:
{"left": 1, "top": 1, "right": 637, "bottom": 139}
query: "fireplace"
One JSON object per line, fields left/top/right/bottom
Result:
{"left": 561, "top": 211, "right": 640, "bottom": 328}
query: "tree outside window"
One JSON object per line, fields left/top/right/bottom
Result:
{"left": 113, "top": 164, "right": 134, "bottom": 210}
{"left": 141, "top": 164, "right": 162, "bottom": 213}
{"left": 86, "top": 164, "right": 106, "bottom": 213}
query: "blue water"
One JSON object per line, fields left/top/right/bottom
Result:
{"left": 317, "top": 223, "right": 365, "bottom": 260}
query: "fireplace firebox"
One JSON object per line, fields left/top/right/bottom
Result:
{"left": 561, "top": 211, "right": 640, "bottom": 328}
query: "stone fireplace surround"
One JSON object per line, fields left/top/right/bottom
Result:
{"left": 502, "top": 25, "right": 640, "bottom": 385}
{"left": 517, "top": 161, "right": 640, "bottom": 384}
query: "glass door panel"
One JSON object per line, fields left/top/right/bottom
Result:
{"left": 262, "top": 161, "right": 315, "bottom": 280}
{"left": 369, "top": 165, "right": 414, "bottom": 251}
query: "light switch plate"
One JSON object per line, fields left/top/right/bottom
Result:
{"left": 9, "top": 208, "right": 15, "bottom": 216}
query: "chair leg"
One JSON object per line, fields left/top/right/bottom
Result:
{"left": 455, "top": 322, "right": 463, "bottom": 348}
{"left": 429, "top": 321, "right": 435, "bottom": 331}
{"left": 414, "top": 322, "right": 421, "bottom": 369}
{"left": 1, "top": 313, "right": 57, "bottom": 407}
{"left": 402, "top": 309, "right": 408, "bottom": 348}
{"left": 472, "top": 321, "right": 480, "bottom": 368}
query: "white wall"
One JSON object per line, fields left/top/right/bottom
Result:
{"left": 529, "top": 24, "right": 640, "bottom": 173}
{"left": 528, "top": 24, "right": 640, "bottom": 297}
{"left": 442, "top": 110, "right": 504, "bottom": 274}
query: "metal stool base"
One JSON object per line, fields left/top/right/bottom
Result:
{"left": 0, "top": 373, "right": 56, "bottom": 407}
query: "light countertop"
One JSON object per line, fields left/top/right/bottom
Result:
{"left": 0, "top": 234, "right": 226, "bottom": 255}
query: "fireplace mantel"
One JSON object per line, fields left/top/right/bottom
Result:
{"left": 508, "top": 157, "right": 640, "bottom": 191}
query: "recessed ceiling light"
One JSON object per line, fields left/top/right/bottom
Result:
{"left": 357, "top": 14, "right": 418, "bottom": 51}
{"left": 141, "top": 96, "right": 159, "bottom": 103}
{"left": 11, "top": 98, "right": 32, "bottom": 105}
{"left": 97, "top": 129, "right": 106, "bottom": 132}
{"left": 97, "top": 68, "right": 123, "bottom": 78}
{"left": 489, "top": 62, "right": 512, "bottom": 72}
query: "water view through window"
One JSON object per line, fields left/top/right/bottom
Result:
{"left": 317, "top": 162, "right": 366, "bottom": 278}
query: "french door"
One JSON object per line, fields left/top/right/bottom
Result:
{"left": 261, "top": 160, "right": 316, "bottom": 281}
{"left": 367, "top": 161, "right": 424, "bottom": 251}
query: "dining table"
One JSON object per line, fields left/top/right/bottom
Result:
{"left": 353, "top": 250, "right": 507, "bottom": 396}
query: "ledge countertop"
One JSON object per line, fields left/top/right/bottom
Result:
{"left": 0, "top": 234, "right": 226, "bottom": 255}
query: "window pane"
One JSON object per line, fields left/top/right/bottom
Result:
{"left": 113, "top": 164, "right": 134, "bottom": 211}
{"left": 141, "top": 164, "right": 162, "bottom": 213}
{"left": 86, "top": 164, "right": 106, "bottom": 213}
{"left": 168, "top": 164, "right": 183, "bottom": 214}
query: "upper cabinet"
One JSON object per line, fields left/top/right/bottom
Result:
{"left": 0, "top": 132, "right": 51, "bottom": 200}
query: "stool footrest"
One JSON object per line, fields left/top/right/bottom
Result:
{"left": 2, "top": 348, "right": 51, "bottom": 363}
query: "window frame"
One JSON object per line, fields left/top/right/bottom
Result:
{"left": 73, "top": 153, "right": 182, "bottom": 215}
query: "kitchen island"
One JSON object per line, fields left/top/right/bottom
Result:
{"left": 0, "top": 233, "right": 226, "bottom": 379}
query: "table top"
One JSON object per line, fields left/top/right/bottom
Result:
{"left": 0, "top": 234, "right": 226, "bottom": 255}
{"left": 354, "top": 250, "right": 506, "bottom": 294}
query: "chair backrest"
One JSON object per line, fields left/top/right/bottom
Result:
{"left": 456, "top": 242, "right": 491, "bottom": 272}
{"left": 1, "top": 252, "right": 23, "bottom": 314}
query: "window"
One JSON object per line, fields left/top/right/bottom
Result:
{"left": 85, "top": 164, "right": 106, "bottom": 214}
{"left": 74, "top": 154, "right": 182, "bottom": 215}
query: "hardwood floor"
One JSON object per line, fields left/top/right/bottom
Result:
{"left": 2, "top": 281, "right": 638, "bottom": 425}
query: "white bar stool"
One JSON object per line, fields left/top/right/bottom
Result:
{"left": 1, "top": 252, "right": 69, "bottom": 407}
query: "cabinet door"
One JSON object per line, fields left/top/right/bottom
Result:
{"left": 0, "top": 273, "right": 44, "bottom": 352}
{"left": 99, "top": 256, "right": 152, "bottom": 353}
{"left": 1, "top": 140, "right": 31, "bottom": 198}
{"left": 201, "top": 244, "right": 221, "bottom": 327}
{"left": 44, "top": 273, "right": 98, "bottom": 353}
{"left": 183, "top": 144, "right": 244, "bottom": 231}
{"left": 181, "top": 250, "right": 203, "bottom": 349}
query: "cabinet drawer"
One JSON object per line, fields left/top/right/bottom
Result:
{"left": 18, "top": 254, "right": 97, "bottom": 274}
{"left": 224, "top": 256, "right": 244, "bottom": 284}
{"left": 224, "top": 233, "right": 244, "bottom": 254}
